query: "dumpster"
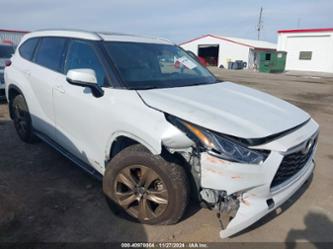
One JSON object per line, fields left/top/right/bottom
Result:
{"left": 271, "top": 51, "right": 287, "bottom": 73}
{"left": 258, "top": 51, "right": 287, "bottom": 73}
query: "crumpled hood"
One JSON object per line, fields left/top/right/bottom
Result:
{"left": 137, "top": 82, "right": 310, "bottom": 139}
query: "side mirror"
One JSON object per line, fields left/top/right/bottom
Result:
{"left": 66, "top": 69, "right": 104, "bottom": 98}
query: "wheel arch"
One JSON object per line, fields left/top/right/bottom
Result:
{"left": 106, "top": 132, "right": 162, "bottom": 163}
{"left": 106, "top": 132, "right": 199, "bottom": 200}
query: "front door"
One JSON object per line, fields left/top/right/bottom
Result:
{"left": 53, "top": 39, "right": 110, "bottom": 170}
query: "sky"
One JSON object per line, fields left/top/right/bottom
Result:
{"left": 0, "top": 0, "right": 332, "bottom": 43}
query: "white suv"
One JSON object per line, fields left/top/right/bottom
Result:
{"left": 4, "top": 30, "right": 319, "bottom": 238}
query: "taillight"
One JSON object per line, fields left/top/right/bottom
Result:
{"left": 5, "top": 60, "right": 11, "bottom": 67}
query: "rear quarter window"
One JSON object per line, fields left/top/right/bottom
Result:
{"left": 19, "top": 38, "right": 39, "bottom": 61}
{"left": 35, "top": 37, "right": 67, "bottom": 73}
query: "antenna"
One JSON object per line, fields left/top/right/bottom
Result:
{"left": 257, "top": 7, "right": 263, "bottom": 40}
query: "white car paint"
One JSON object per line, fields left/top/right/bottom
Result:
{"left": 137, "top": 82, "right": 310, "bottom": 139}
{"left": 7, "top": 60, "right": 174, "bottom": 172}
{"left": 5, "top": 30, "right": 319, "bottom": 239}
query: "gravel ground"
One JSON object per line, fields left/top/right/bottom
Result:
{"left": 0, "top": 68, "right": 333, "bottom": 243}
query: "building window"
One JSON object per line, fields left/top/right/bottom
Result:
{"left": 265, "top": 53, "right": 271, "bottom": 61}
{"left": 299, "top": 51, "right": 312, "bottom": 60}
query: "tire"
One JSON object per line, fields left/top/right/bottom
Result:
{"left": 103, "top": 144, "right": 189, "bottom": 225}
{"left": 11, "top": 94, "right": 37, "bottom": 143}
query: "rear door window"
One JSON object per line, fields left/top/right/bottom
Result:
{"left": 19, "top": 38, "right": 39, "bottom": 61}
{"left": 35, "top": 37, "right": 67, "bottom": 73}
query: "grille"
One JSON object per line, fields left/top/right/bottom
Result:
{"left": 271, "top": 137, "right": 317, "bottom": 188}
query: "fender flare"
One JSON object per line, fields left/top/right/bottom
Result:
{"left": 7, "top": 84, "right": 24, "bottom": 100}
{"left": 105, "top": 130, "right": 162, "bottom": 161}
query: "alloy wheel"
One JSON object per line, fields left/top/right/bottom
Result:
{"left": 114, "top": 165, "right": 169, "bottom": 221}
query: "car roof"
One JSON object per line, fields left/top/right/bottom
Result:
{"left": 21, "top": 29, "right": 174, "bottom": 45}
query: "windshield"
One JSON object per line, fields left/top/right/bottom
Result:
{"left": 104, "top": 42, "right": 217, "bottom": 90}
{"left": 0, "top": 45, "right": 14, "bottom": 58}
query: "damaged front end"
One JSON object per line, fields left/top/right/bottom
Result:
{"left": 200, "top": 189, "right": 240, "bottom": 230}
{"left": 162, "top": 114, "right": 268, "bottom": 237}
{"left": 162, "top": 114, "right": 317, "bottom": 239}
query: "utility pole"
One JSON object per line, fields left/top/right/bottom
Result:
{"left": 257, "top": 7, "right": 263, "bottom": 40}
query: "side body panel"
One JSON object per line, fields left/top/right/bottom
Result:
{"left": 5, "top": 39, "right": 189, "bottom": 176}
{"left": 5, "top": 53, "right": 56, "bottom": 139}
{"left": 27, "top": 63, "right": 59, "bottom": 139}
{"left": 52, "top": 77, "right": 175, "bottom": 173}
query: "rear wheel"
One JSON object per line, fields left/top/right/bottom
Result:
{"left": 11, "top": 95, "right": 37, "bottom": 143}
{"left": 103, "top": 144, "right": 189, "bottom": 225}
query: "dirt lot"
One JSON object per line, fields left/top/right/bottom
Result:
{"left": 1, "top": 69, "right": 333, "bottom": 243}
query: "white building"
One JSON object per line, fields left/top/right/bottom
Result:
{"left": 180, "top": 34, "right": 276, "bottom": 69}
{"left": 277, "top": 28, "right": 333, "bottom": 73}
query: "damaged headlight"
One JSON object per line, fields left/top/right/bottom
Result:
{"left": 166, "top": 115, "right": 268, "bottom": 164}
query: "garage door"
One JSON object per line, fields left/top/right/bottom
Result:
{"left": 285, "top": 35, "right": 332, "bottom": 72}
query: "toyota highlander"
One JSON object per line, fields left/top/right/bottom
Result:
{"left": 4, "top": 30, "right": 319, "bottom": 238}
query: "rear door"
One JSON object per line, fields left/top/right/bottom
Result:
{"left": 29, "top": 37, "right": 67, "bottom": 139}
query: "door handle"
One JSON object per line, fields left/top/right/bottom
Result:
{"left": 55, "top": 85, "right": 65, "bottom": 94}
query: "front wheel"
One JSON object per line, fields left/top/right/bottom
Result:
{"left": 103, "top": 144, "right": 189, "bottom": 225}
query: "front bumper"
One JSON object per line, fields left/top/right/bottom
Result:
{"left": 222, "top": 159, "right": 313, "bottom": 238}
{"left": 199, "top": 118, "right": 319, "bottom": 238}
